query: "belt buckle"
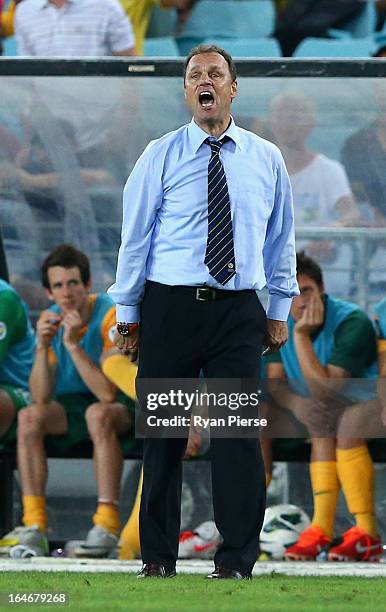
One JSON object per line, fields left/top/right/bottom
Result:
{"left": 196, "top": 287, "right": 216, "bottom": 301}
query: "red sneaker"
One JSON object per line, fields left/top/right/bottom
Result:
{"left": 284, "top": 525, "right": 331, "bottom": 561}
{"left": 328, "top": 526, "right": 383, "bottom": 562}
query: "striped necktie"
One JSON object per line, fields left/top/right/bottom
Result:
{"left": 204, "top": 137, "right": 236, "bottom": 285}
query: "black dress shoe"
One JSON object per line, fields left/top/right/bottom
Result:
{"left": 206, "top": 567, "right": 251, "bottom": 580}
{"left": 137, "top": 563, "right": 176, "bottom": 578}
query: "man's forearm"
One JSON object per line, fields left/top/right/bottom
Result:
{"left": 378, "top": 349, "right": 386, "bottom": 408}
{"left": 30, "top": 347, "right": 54, "bottom": 404}
{"left": 379, "top": 348, "right": 386, "bottom": 377}
{"left": 113, "top": 46, "right": 136, "bottom": 57}
{"left": 161, "top": 0, "right": 197, "bottom": 8}
{"left": 294, "top": 333, "right": 328, "bottom": 379}
{"left": 294, "top": 333, "right": 346, "bottom": 401}
{"left": 66, "top": 345, "right": 117, "bottom": 403}
{"left": 1, "top": 4, "right": 16, "bottom": 38}
{"left": 294, "top": 333, "right": 332, "bottom": 402}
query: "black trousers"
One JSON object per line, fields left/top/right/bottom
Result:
{"left": 137, "top": 281, "right": 267, "bottom": 575}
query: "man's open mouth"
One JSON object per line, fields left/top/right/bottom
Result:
{"left": 199, "top": 91, "right": 215, "bottom": 108}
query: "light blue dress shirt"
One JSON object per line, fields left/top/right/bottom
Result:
{"left": 108, "top": 118, "right": 299, "bottom": 323}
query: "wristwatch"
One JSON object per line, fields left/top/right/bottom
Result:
{"left": 116, "top": 322, "right": 139, "bottom": 337}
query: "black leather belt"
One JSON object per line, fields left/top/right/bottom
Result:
{"left": 172, "top": 285, "right": 253, "bottom": 301}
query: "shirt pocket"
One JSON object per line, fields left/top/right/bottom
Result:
{"left": 235, "top": 183, "right": 273, "bottom": 227}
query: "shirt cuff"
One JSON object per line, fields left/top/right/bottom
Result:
{"left": 266, "top": 295, "right": 292, "bottom": 321}
{"left": 116, "top": 304, "right": 140, "bottom": 324}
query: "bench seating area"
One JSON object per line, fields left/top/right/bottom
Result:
{"left": 1, "top": 438, "right": 386, "bottom": 535}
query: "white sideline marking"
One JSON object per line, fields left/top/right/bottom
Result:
{"left": 0, "top": 558, "right": 386, "bottom": 577}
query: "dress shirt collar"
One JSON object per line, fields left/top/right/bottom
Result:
{"left": 40, "top": 0, "right": 76, "bottom": 9}
{"left": 188, "top": 117, "right": 243, "bottom": 154}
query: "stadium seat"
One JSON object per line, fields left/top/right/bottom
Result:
{"left": 329, "top": 1, "right": 377, "bottom": 39}
{"left": 203, "top": 37, "right": 281, "bottom": 57}
{"left": 3, "top": 35, "right": 17, "bottom": 56}
{"left": 372, "top": 32, "right": 386, "bottom": 55}
{"left": 176, "top": 37, "right": 206, "bottom": 56}
{"left": 294, "top": 37, "right": 374, "bottom": 58}
{"left": 146, "top": 5, "right": 177, "bottom": 38}
{"left": 177, "top": 0, "right": 275, "bottom": 56}
{"left": 143, "top": 37, "right": 179, "bottom": 57}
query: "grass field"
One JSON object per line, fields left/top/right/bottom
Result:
{"left": 0, "top": 572, "right": 386, "bottom": 611}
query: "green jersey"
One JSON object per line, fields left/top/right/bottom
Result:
{"left": 0, "top": 279, "right": 35, "bottom": 389}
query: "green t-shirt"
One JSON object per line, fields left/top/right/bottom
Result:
{"left": 266, "top": 309, "right": 377, "bottom": 377}
{"left": 0, "top": 284, "right": 35, "bottom": 389}
{"left": 0, "top": 290, "right": 29, "bottom": 361}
